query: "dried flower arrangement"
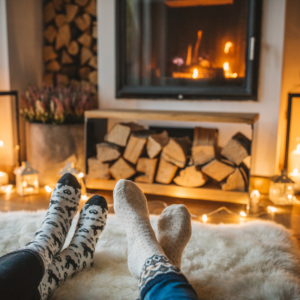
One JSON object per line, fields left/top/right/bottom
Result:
{"left": 20, "top": 83, "right": 97, "bottom": 125}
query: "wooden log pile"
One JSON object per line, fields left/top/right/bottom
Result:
{"left": 87, "top": 123, "right": 251, "bottom": 192}
{"left": 43, "top": 0, "right": 97, "bottom": 87}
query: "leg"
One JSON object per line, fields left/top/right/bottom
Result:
{"left": 113, "top": 180, "right": 199, "bottom": 300}
{"left": 38, "top": 195, "right": 108, "bottom": 300}
{"left": 0, "top": 173, "right": 81, "bottom": 300}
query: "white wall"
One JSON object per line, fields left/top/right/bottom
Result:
{"left": 0, "top": 0, "right": 14, "bottom": 168}
{"left": 98, "top": 0, "right": 287, "bottom": 176}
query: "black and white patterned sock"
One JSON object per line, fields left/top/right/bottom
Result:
{"left": 38, "top": 195, "right": 108, "bottom": 300}
{"left": 19, "top": 173, "right": 81, "bottom": 274}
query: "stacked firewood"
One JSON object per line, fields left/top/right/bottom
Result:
{"left": 88, "top": 123, "right": 251, "bottom": 191}
{"left": 43, "top": 0, "right": 97, "bottom": 87}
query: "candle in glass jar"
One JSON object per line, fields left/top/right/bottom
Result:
{"left": 0, "top": 171, "right": 9, "bottom": 186}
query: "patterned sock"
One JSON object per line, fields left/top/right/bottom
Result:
{"left": 19, "top": 173, "right": 81, "bottom": 273}
{"left": 138, "top": 254, "right": 185, "bottom": 299}
{"left": 113, "top": 179, "right": 165, "bottom": 279}
{"left": 156, "top": 205, "right": 192, "bottom": 268}
{"left": 38, "top": 195, "right": 108, "bottom": 300}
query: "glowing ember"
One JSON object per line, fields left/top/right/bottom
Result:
{"left": 224, "top": 41, "right": 233, "bottom": 53}
{"left": 192, "top": 68, "right": 198, "bottom": 79}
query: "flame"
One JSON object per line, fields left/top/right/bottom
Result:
{"left": 293, "top": 168, "right": 299, "bottom": 175}
{"left": 223, "top": 62, "right": 229, "bottom": 71}
{"left": 296, "top": 144, "right": 300, "bottom": 152}
{"left": 192, "top": 68, "right": 198, "bottom": 79}
{"left": 224, "top": 42, "right": 233, "bottom": 53}
{"left": 0, "top": 140, "right": 3, "bottom": 147}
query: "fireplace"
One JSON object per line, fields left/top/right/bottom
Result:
{"left": 116, "top": 0, "right": 262, "bottom": 100}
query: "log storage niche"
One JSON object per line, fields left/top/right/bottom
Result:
{"left": 43, "top": 0, "right": 97, "bottom": 87}
{"left": 85, "top": 110, "right": 259, "bottom": 204}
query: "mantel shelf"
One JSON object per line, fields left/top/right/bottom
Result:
{"left": 85, "top": 109, "right": 259, "bottom": 125}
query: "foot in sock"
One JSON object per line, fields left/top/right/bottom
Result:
{"left": 156, "top": 205, "right": 192, "bottom": 268}
{"left": 38, "top": 195, "right": 108, "bottom": 300}
{"left": 19, "top": 173, "right": 81, "bottom": 273}
{"left": 113, "top": 179, "right": 165, "bottom": 279}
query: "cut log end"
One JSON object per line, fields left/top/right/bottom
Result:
{"left": 123, "top": 135, "right": 147, "bottom": 164}
{"left": 87, "top": 157, "right": 110, "bottom": 180}
{"left": 222, "top": 168, "right": 246, "bottom": 192}
{"left": 135, "top": 158, "right": 158, "bottom": 183}
{"left": 96, "top": 142, "right": 121, "bottom": 163}
{"left": 109, "top": 158, "right": 136, "bottom": 180}
{"left": 202, "top": 159, "right": 235, "bottom": 182}
{"left": 174, "top": 165, "right": 207, "bottom": 187}
{"left": 155, "top": 159, "right": 178, "bottom": 184}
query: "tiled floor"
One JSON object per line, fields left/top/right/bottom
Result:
{"left": 1, "top": 188, "right": 300, "bottom": 245}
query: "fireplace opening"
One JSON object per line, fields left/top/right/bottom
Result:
{"left": 116, "top": 0, "right": 262, "bottom": 100}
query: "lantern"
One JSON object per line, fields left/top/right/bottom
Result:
{"left": 269, "top": 170, "right": 294, "bottom": 205}
{"left": 14, "top": 162, "right": 39, "bottom": 196}
{"left": 58, "top": 162, "right": 78, "bottom": 176}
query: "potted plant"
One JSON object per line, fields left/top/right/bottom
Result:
{"left": 20, "top": 83, "right": 97, "bottom": 186}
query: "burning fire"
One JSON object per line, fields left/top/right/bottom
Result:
{"left": 223, "top": 62, "right": 237, "bottom": 78}
{"left": 192, "top": 68, "right": 198, "bottom": 79}
{"left": 224, "top": 42, "right": 233, "bottom": 54}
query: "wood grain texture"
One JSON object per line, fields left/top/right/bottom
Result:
{"left": 135, "top": 158, "right": 158, "bottom": 183}
{"left": 174, "top": 165, "right": 208, "bottom": 187}
{"left": 85, "top": 109, "right": 259, "bottom": 124}
{"left": 202, "top": 159, "right": 235, "bottom": 182}
{"left": 155, "top": 159, "right": 178, "bottom": 184}
{"left": 109, "top": 158, "right": 136, "bottom": 180}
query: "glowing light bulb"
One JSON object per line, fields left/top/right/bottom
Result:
{"left": 81, "top": 195, "right": 88, "bottom": 201}
{"left": 192, "top": 68, "right": 198, "bottom": 79}
{"left": 202, "top": 214, "right": 208, "bottom": 222}
{"left": 267, "top": 206, "right": 277, "bottom": 213}
{"left": 0, "top": 140, "right": 3, "bottom": 147}
{"left": 45, "top": 185, "right": 53, "bottom": 193}
{"left": 240, "top": 211, "right": 246, "bottom": 217}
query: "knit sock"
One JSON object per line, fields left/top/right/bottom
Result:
{"left": 156, "top": 205, "right": 192, "bottom": 268}
{"left": 38, "top": 195, "right": 108, "bottom": 300}
{"left": 19, "top": 173, "right": 81, "bottom": 273}
{"left": 113, "top": 179, "right": 165, "bottom": 279}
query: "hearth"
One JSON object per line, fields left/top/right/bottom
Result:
{"left": 116, "top": 0, "right": 262, "bottom": 100}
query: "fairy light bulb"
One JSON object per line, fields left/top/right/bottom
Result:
{"left": 202, "top": 214, "right": 208, "bottom": 222}
{"left": 240, "top": 211, "right": 246, "bottom": 217}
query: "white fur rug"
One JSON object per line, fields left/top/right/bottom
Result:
{"left": 0, "top": 211, "right": 300, "bottom": 300}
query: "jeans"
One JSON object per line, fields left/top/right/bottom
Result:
{"left": 142, "top": 273, "right": 199, "bottom": 300}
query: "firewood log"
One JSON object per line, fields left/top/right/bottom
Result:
{"left": 81, "top": 47, "right": 93, "bottom": 65}
{"left": 44, "top": 26, "right": 57, "bottom": 43}
{"left": 79, "top": 67, "right": 91, "bottom": 80}
{"left": 96, "top": 142, "right": 121, "bottom": 162}
{"left": 202, "top": 159, "right": 235, "bottom": 182}
{"left": 192, "top": 127, "right": 218, "bottom": 165}
{"left": 155, "top": 159, "right": 178, "bottom": 184}
{"left": 243, "top": 156, "right": 251, "bottom": 169}
{"left": 68, "top": 41, "right": 79, "bottom": 56}
{"left": 135, "top": 158, "right": 158, "bottom": 184}
{"left": 109, "top": 158, "right": 136, "bottom": 180}
{"left": 75, "top": 13, "right": 91, "bottom": 32}
{"left": 92, "top": 21, "right": 97, "bottom": 38}
{"left": 78, "top": 33, "right": 92, "bottom": 48}
{"left": 43, "top": 46, "right": 57, "bottom": 62}
{"left": 55, "top": 14, "right": 67, "bottom": 27}
{"left": 87, "top": 157, "right": 110, "bottom": 180}
{"left": 56, "top": 74, "right": 69, "bottom": 86}
{"left": 61, "top": 50, "right": 73, "bottom": 64}
{"left": 44, "top": 2, "right": 55, "bottom": 24}
{"left": 222, "top": 168, "right": 246, "bottom": 192}
{"left": 53, "top": 0, "right": 63, "bottom": 11}
{"left": 89, "top": 71, "right": 97, "bottom": 85}
{"left": 84, "top": 0, "right": 96, "bottom": 16}
{"left": 161, "top": 136, "right": 192, "bottom": 168}
{"left": 55, "top": 24, "right": 71, "bottom": 50}
{"left": 146, "top": 130, "right": 169, "bottom": 159}
{"left": 46, "top": 60, "right": 61, "bottom": 72}
{"left": 174, "top": 165, "right": 207, "bottom": 187}
{"left": 124, "top": 135, "right": 147, "bottom": 164}
{"left": 75, "top": 0, "right": 89, "bottom": 6}
{"left": 88, "top": 56, "right": 97, "bottom": 69}
{"left": 221, "top": 132, "right": 251, "bottom": 165}
{"left": 104, "top": 123, "right": 144, "bottom": 147}
{"left": 92, "top": 43, "right": 97, "bottom": 54}
{"left": 66, "top": 4, "right": 78, "bottom": 22}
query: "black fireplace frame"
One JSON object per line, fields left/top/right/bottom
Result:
{"left": 115, "top": 0, "right": 262, "bottom": 101}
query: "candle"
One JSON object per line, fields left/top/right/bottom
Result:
{"left": 289, "top": 168, "right": 300, "bottom": 193}
{"left": 0, "top": 171, "right": 9, "bottom": 186}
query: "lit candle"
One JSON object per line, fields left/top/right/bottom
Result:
{"left": 0, "top": 171, "right": 9, "bottom": 186}
{"left": 290, "top": 144, "right": 300, "bottom": 172}
{"left": 289, "top": 168, "right": 300, "bottom": 192}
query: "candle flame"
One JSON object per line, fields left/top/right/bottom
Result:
{"left": 0, "top": 140, "right": 3, "bottom": 147}
{"left": 224, "top": 42, "right": 233, "bottom": 53}
{"left": 293, "top": 168, "right": 299, "bottom": 175}
{"left": 192, "top": 68, "right": 198, "bottom": 79}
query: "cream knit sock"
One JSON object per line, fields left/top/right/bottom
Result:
{"left": 156, "top": 205, "right": 192, "bottom": 268}
{"left": 113, "top": 179, "right": 165, "bottom": 279}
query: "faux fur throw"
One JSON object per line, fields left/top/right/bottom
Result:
{"left": 0, "top": 211, "right": 300, "bottom": 300}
